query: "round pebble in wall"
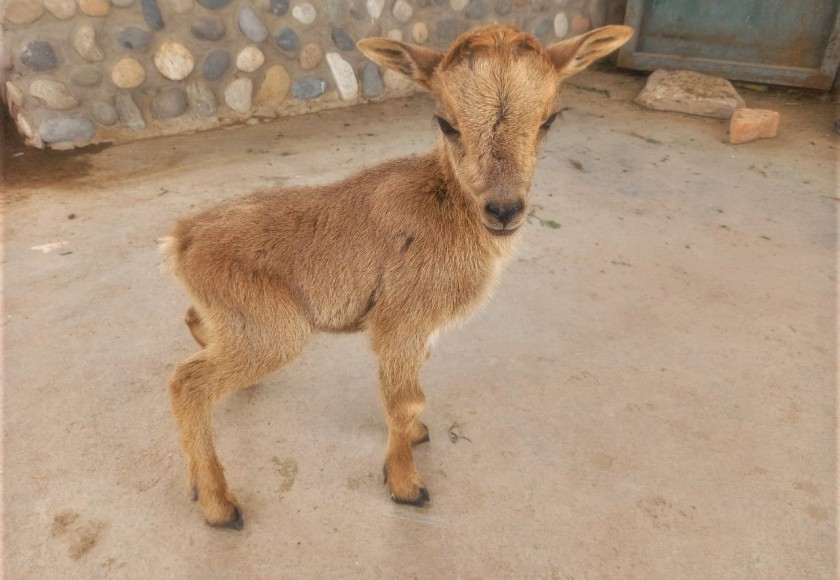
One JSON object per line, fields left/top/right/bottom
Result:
{"left": 44, "top": 0, "right": 76, "bottom": 19}
{"left": 117, "top": 26, "right": 152, "bottom": 50}
{"left": 254, "top": 64, "right": 291, "bottom": 106}
{"left": 116, "top": 93, "right": 146, "bottom": 130}
{"left": 366, "top": 0, "right": 384, "bottom": 19}
{"left": 141, "top": 0, "right": 164, "bottom": 29}
{"left": 186, "top": 81, "right": 217, "bottom": 117}
{"left": 292, "top": 76, "right": 326, "bottom": 100}
{"left": 570, "top": 13, "right": 590, "bottom": 34}
{"left": 92, "top": 101, "right": 119, "bottom": 125}
{"left": 73, "top": 25, "right": 105, "bottom": 62}
{"left": 361, "top": 62, "right": 383, "bottom": 98}
{"left": 349, "top": 0, "right": 365, "bottom": 20}
{"left": 553, "top": 12, "right": 568, "bottom": 38}
{"left": 236, "top": 46, "right": 265, "bottom": 73}
{"left": 79, "top": 0, "right": 110, "bottom": 17}
{"left": 392, "top": 0, "right": 412, "bottom": 22}
{"left": 224, "top": 78, "right": 253, "bottom": 113}
{"left": 412, "top": 22, "right": 429, "bottom": 43}
{"left": 112, "top": 57, "right": 146, "bottom": 88}
{"left": 238, "top": 6, "right": 268, "bottom": 43}
{"left": 151, "top": 87, "right": 188, "bottom": 118}
{"left": 5, "top": 0, "right": 45, "bottom": 24}
{"left": 29, "top": 79, "right": 79, "bottom": 110}
{"left": 20, "top": 41, "right": 57, "bottom": 71}
{"left": 197, "top": 0, "right": 232, "bottom": 10}
{"left": 275, "top": 28, "right": 300, "bottom": 55}
{"left": 155, "top": 41, "right": 195, "bottom": 81}
{"left": 531, "top": 17, "right": 551, "bottom": 37}
{"left": 165, "top": 0, "right": 194, "bottom": 14}
{"left": 39, "top": 118, "right": 96, "bottom": 143}
{"left": 270, "top": 0, "right": 288, "bottom": 15}
{"left": 325, "top": 52, "right": 358, "bottom": 101}
{"left": 331, "top": 27, "right": 355, "bottom": 51}
{"left": 299, "top": 42, "right": 323, "bottom": 70}
{"left": 292, "top": 2, "right": 316, "bottom": 24}
{"left": 202, "top": 49, "right": 231, "bottom": 81}
{"left": 191, "top": 18, "right": 226, "bottom": 41}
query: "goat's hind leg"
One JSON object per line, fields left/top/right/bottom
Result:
{"left": 169, "top": 307, "right": 311, "bottom": 529}
{"left": 169, "top": 348, "right": 246, "bottom": 529}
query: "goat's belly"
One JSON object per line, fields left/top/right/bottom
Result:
{"left": 306, "top": 291, "right": 378, "bottom": 334}
{"left": 285, "top": 266, "right": 379, "bottom": 333}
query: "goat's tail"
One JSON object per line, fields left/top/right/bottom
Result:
{"left": 157, "top": 235, "right": 182, "bottom": 278}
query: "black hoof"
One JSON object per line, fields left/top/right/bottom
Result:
{"left": 190, "top": 487, "right": 198, "bottom": 501}
{"left": 214, "top": 506, "right": 244, "bottom": 531}
{"left": 391, "top": 487, "right": 430, "bottom": 507}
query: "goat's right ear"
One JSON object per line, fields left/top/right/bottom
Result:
{"left": 357, "top": 38, "right": 444, "bottom": 90}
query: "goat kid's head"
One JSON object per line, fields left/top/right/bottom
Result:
{"left": 359, "top": 25, "right": 633, "bottom": 236}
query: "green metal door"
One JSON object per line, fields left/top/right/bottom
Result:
{"left": 618, "top": 0, "right": 840, "bottom": 89}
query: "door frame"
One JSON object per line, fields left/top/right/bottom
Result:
{"left": 617, "top": 0, "right": 840, "bottom": 90}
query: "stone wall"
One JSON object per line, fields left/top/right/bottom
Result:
{"left": 1, "top": 0, "right": 626, "bottom": 149}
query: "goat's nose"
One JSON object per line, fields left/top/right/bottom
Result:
{"left": 485, "top": 202, "right": 524, "bottom": 227}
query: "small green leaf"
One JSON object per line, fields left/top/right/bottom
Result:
{"left": 542, "top": 219, "right": 561, "bottom": 229}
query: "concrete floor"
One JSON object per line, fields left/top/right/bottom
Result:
{"left": 3, "top": 71, "right": 837, "bottom": 579}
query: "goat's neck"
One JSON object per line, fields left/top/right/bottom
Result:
{"left": 431, "top": 142, "right": 475, "bottom": 211}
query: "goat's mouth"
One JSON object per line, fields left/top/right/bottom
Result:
{"left": 484, "top": 224, "right": 521, "bottom": 237}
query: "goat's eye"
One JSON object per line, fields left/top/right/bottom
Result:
{"left": 540, "top": 112, "right": 560, "bottom": 130}
{"left": 435, "top": 116, "right": 460, "bottom": 137}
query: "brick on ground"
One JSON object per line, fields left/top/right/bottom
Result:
{"left": 729, "top": 108, "right": 780, "bottom": 144}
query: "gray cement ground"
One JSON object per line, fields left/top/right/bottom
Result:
{"left": 3, "top": 71, "right": 837, "bottom": 579}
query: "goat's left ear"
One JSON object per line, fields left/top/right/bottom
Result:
{"left": 546, "top": 25, "right": 634, "bottom": 80}
{"left": 357, "top": 38, "right": 444, "bottom": 90}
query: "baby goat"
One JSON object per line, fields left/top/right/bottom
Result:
{"left": 162, "top": 24, "right": 633, "bottom": 529}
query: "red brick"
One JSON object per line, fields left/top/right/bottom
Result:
{"left": 729, "top": 108, "right": 780, "bottom": 144}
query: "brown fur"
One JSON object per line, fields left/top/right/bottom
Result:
{"left": 162, "top": 24, "right": 633, "bottom": 529}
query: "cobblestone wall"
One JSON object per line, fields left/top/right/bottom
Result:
{"left": 2, "top": 0, "right": 625, "bottom": 149}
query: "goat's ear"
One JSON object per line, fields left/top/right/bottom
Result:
{"left": 357, "top": 38, "right": 444, "bottom": 90}
{"left": 546, "top": 25, "right": 634, "bottom": 80}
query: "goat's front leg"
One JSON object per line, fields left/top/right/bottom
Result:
{"left": 375, "top": 337, "right": 431, "bottom": 506}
